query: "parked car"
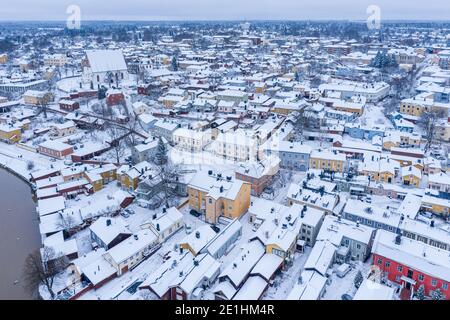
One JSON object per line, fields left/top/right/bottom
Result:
{"left": 341, "top": 294, "right": 353, "bottom": 300}
{"left": 125, "top": 209, "right": 135, "bottom": 215}
{"left": 185, "top": 225, "right": 192, "bottom": 234}
{"left": 121, "top": 211, "right": 130, "bottom": 218}
{"left": 336, "top": 263, "right": 351, "bottom": 278}
{"left": 210, "top": 225, "right": 220, "bottom": 233}
{"left": 190, "top": 209, "right": 201, "bottom": 217}
{"left": 365, "top": 196, "right": 372, "bottom": 203}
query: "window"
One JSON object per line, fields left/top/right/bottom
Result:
{"left": 431, "top": 279, "right": 437, "bottom": 287}
{"left": 397, "top": 266, "right": 403, "bottom": 272}
{"left": 385, "top": 261, "right": 391, "bottom": 268}
{"left": 395, "top": 275, "right": 401, "bottom": 282}
{"left": 443, "top": 283, "right": 448, "bottom": 290}
{"left": 377, "top": 258, "right": 383, "bottom": 265}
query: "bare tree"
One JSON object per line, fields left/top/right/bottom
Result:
{"left": 23, "top": 247, "right": 69, "bottom": 300}
{"left": 56, "top": 214, "right": 78, "bottom": 233}
{"left": 106, "top": 125, "right": 127, "bottom": 164}
{"left": 158, "top": 163, "right": 182, "bottom": 207}
{"left": 418, "top": 109, "right": 446, "bottom": 151}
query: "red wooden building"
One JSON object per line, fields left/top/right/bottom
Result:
{"left": 372, "top": 230, "right": 450, "bottom": 300}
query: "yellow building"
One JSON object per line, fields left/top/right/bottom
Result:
{"left": 0, "top": 54, "right": 7, "bottom": 64}
{"left": 0, "top": 125, "right": 21, "bottom": 143}
{"left": 421, "top": 195, "right": 450, "bottom": 217}
{"left": 401, "top": 165, "right": 421, "bottom": 187}
{"left": 117, "top": 161, "right": 151, "bottom": 191}
{"left": 310, "top": 150, "right": 346, "bottom": 172}
{"left": 400, "top": 95, "right": 449, "bottom": 117}
{"left": 187, "top": 171, "right": 251, "bottom": 224}
{"left": 84, "top": 172, "right": 103, "bottom": 192}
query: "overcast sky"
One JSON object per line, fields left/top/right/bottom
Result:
{"left": 0, "top": 0, "right": 449, "bottom": 21}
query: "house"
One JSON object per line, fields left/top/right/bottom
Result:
{"left": 214, "top": 130, "right": 260, "bottom": 162}
{"left": 211, "top": 120, "right": 238, "bottom": 140}
{"left": 153, "top": 119, "right": 180, "bottom": 142}
{"left": 287, "top": 177, "right": 340, "bottom": 215}
{"left": 38, "top": 140, "right": 74, "bottom": 159}
{"left": 218, "top": 240, "right": 265, "bottom": 290}
{"left": 173, "top": 128, "right": 211, "bottom": 152}
{"left": 140, "top": 207, "right": 183, "bottom": 243}
{"left": 179, "top": 225, "right": 217, "bottom": 256}
{"left": 342, "top": 199, "right": 401, "bottom": 233}
{"left": 0, "top": 124, "right": 21, "bottom": 143}
{"left": 59, "top": 99, "right": 80, "bottom": 112}
{"left": 139, "top": 251, "right": 220, "bottom": 300}
{"left": 428, "top": 172, "right": 450, "bottom": 198}
{"left": 316, "top": 215, "right": 376, "bottom": 262}
{"left": 401, "top": 217, "right": 450, "bottom": 252}
{"left": 37, "top": 196, "right": 66, "bottom": 217}
{"left": 131, "top": 137, "right": 160, "bottom": 163}
{"left": 303, "top": 240, "right": 336, "bottom": 276}
{"left": 117, "top": 161, "right": 153, "bottom": 191}
{"left": 83, "top": 50, "right": 128, "bottom": 89}
{"left": 103, "top": 229, "right": 158, "bottom": 276}
{"left": 421, "top": 194, "right": 450, "bottom": 217}
{"left": 251, "top": 204, "right": 302, "bottom": 263}
{"left": 106, "top": 89, "right": 125, "bottom": 107}
{"left": 235, "top": 156, "right": 280, "bottom": 196}
{"left": 267, "top": 141, "right": 312, "bottom": 171}
{"left": 23, "top": 90, "right": 52, "bottom": 106}
{"left": 44, "top": 54, "right": 68, "bottom": 66}
{"left": 286, "top": 270, "right": 328, "bottom": 300}
{"left": 187, "top": 170, "right": 252, "bottom": 224}
{"left": 310, "top": 150, "right": 346, "bottom": 172}
{"left": 43, "top": 231, "right": 79, "bottom": 262}
{"left": 89, "top": 217, "right": 132, "bottom": 250}
{"left": 401, "top": 165, "right": 422, "bottom": 187}
{"left": 50, "top": 121, "right": 77, "bottom": 138}
{"left": 231, "top": 275, "right": 269, "bottom": 300}
{"left": 353, "top": 278, "right": 395, "bottom": 300}
{"left": 372, "top": 230, "right": 450, "bottom": 300}
{"left": 132, "top": 101, "right": 149, "bottom": 115}
{"left": 200, "top": 219, "right": 243, "bottom": 259}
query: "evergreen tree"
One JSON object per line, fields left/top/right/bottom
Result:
{"left": 354, "top": 270, "right": 363, "bottom": 289}
{"left": 172, "top": 56, "right": 178, "bottom": 72}
{"left": 431, "top": 288, "right": 446, "bottom": 300}
{"left": 415, "top": 284, "right": 426, "bottom": 300}
{"left": 154, "top": 137, "right": 168, "bottom": 165}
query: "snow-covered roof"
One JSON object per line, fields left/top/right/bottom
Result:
{"left": 353, "top": 278, "right": 395, "bottom": 300}
{"left": 106, "top": 229, "right": 157, "bottom": 264}
{"left": 37, "top": 196, "right": 66, "bottom": 217}
{"left": 372, "top": 230, "right": 450, "bottom": 282}
{"left": 287, "top": 270, "right": 327, "bottom": 300}
{"left": 232, "top": 275, "right": 267, "bottom": 300}
{"left": 250, "top": 254, "right": 283, "bottom": 281}
{"left": 219, "top": 240, "right": 265, "bottom": 288}
{"left": 89, "top": 216, "right": 131, "bottom": 246}
{"left": 180, "top": 225, "right": 217, "bottom": 255}
{"left": 303, "top": 241, "right": 336, "bottom": 276}
{"left": 85, "top": 50, "right": 127, "bottom": 73}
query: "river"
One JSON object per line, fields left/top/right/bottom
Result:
{"left": 0, "top": 168, "right": 41, "bottom": 299}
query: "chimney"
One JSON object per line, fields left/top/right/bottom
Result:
{"left": 220, "top": 186, "right": 224, "bottom": 193}
{"left": 195, "top": 231, "right": 200, "bottom": 239}
{"left": 208, "top": 170, "right": 213, "bottom": 175}
{"left": 156, "top": 223, "right": 160, "bottom": 231}
{"left": 162, "top": 207, "right": 167, "bottom": 213}
{"left": 430, "top": 220, "right": 435, "bottom": 228}
{"left": 134, "top": 234, "right": 138, "bottom": 240}
{"left": 106, "top": 219, "right": 111, "bottom": 226}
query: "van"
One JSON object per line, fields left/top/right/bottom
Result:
{"left": 336, "top": 263, "right": 351, "bottom": 278}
